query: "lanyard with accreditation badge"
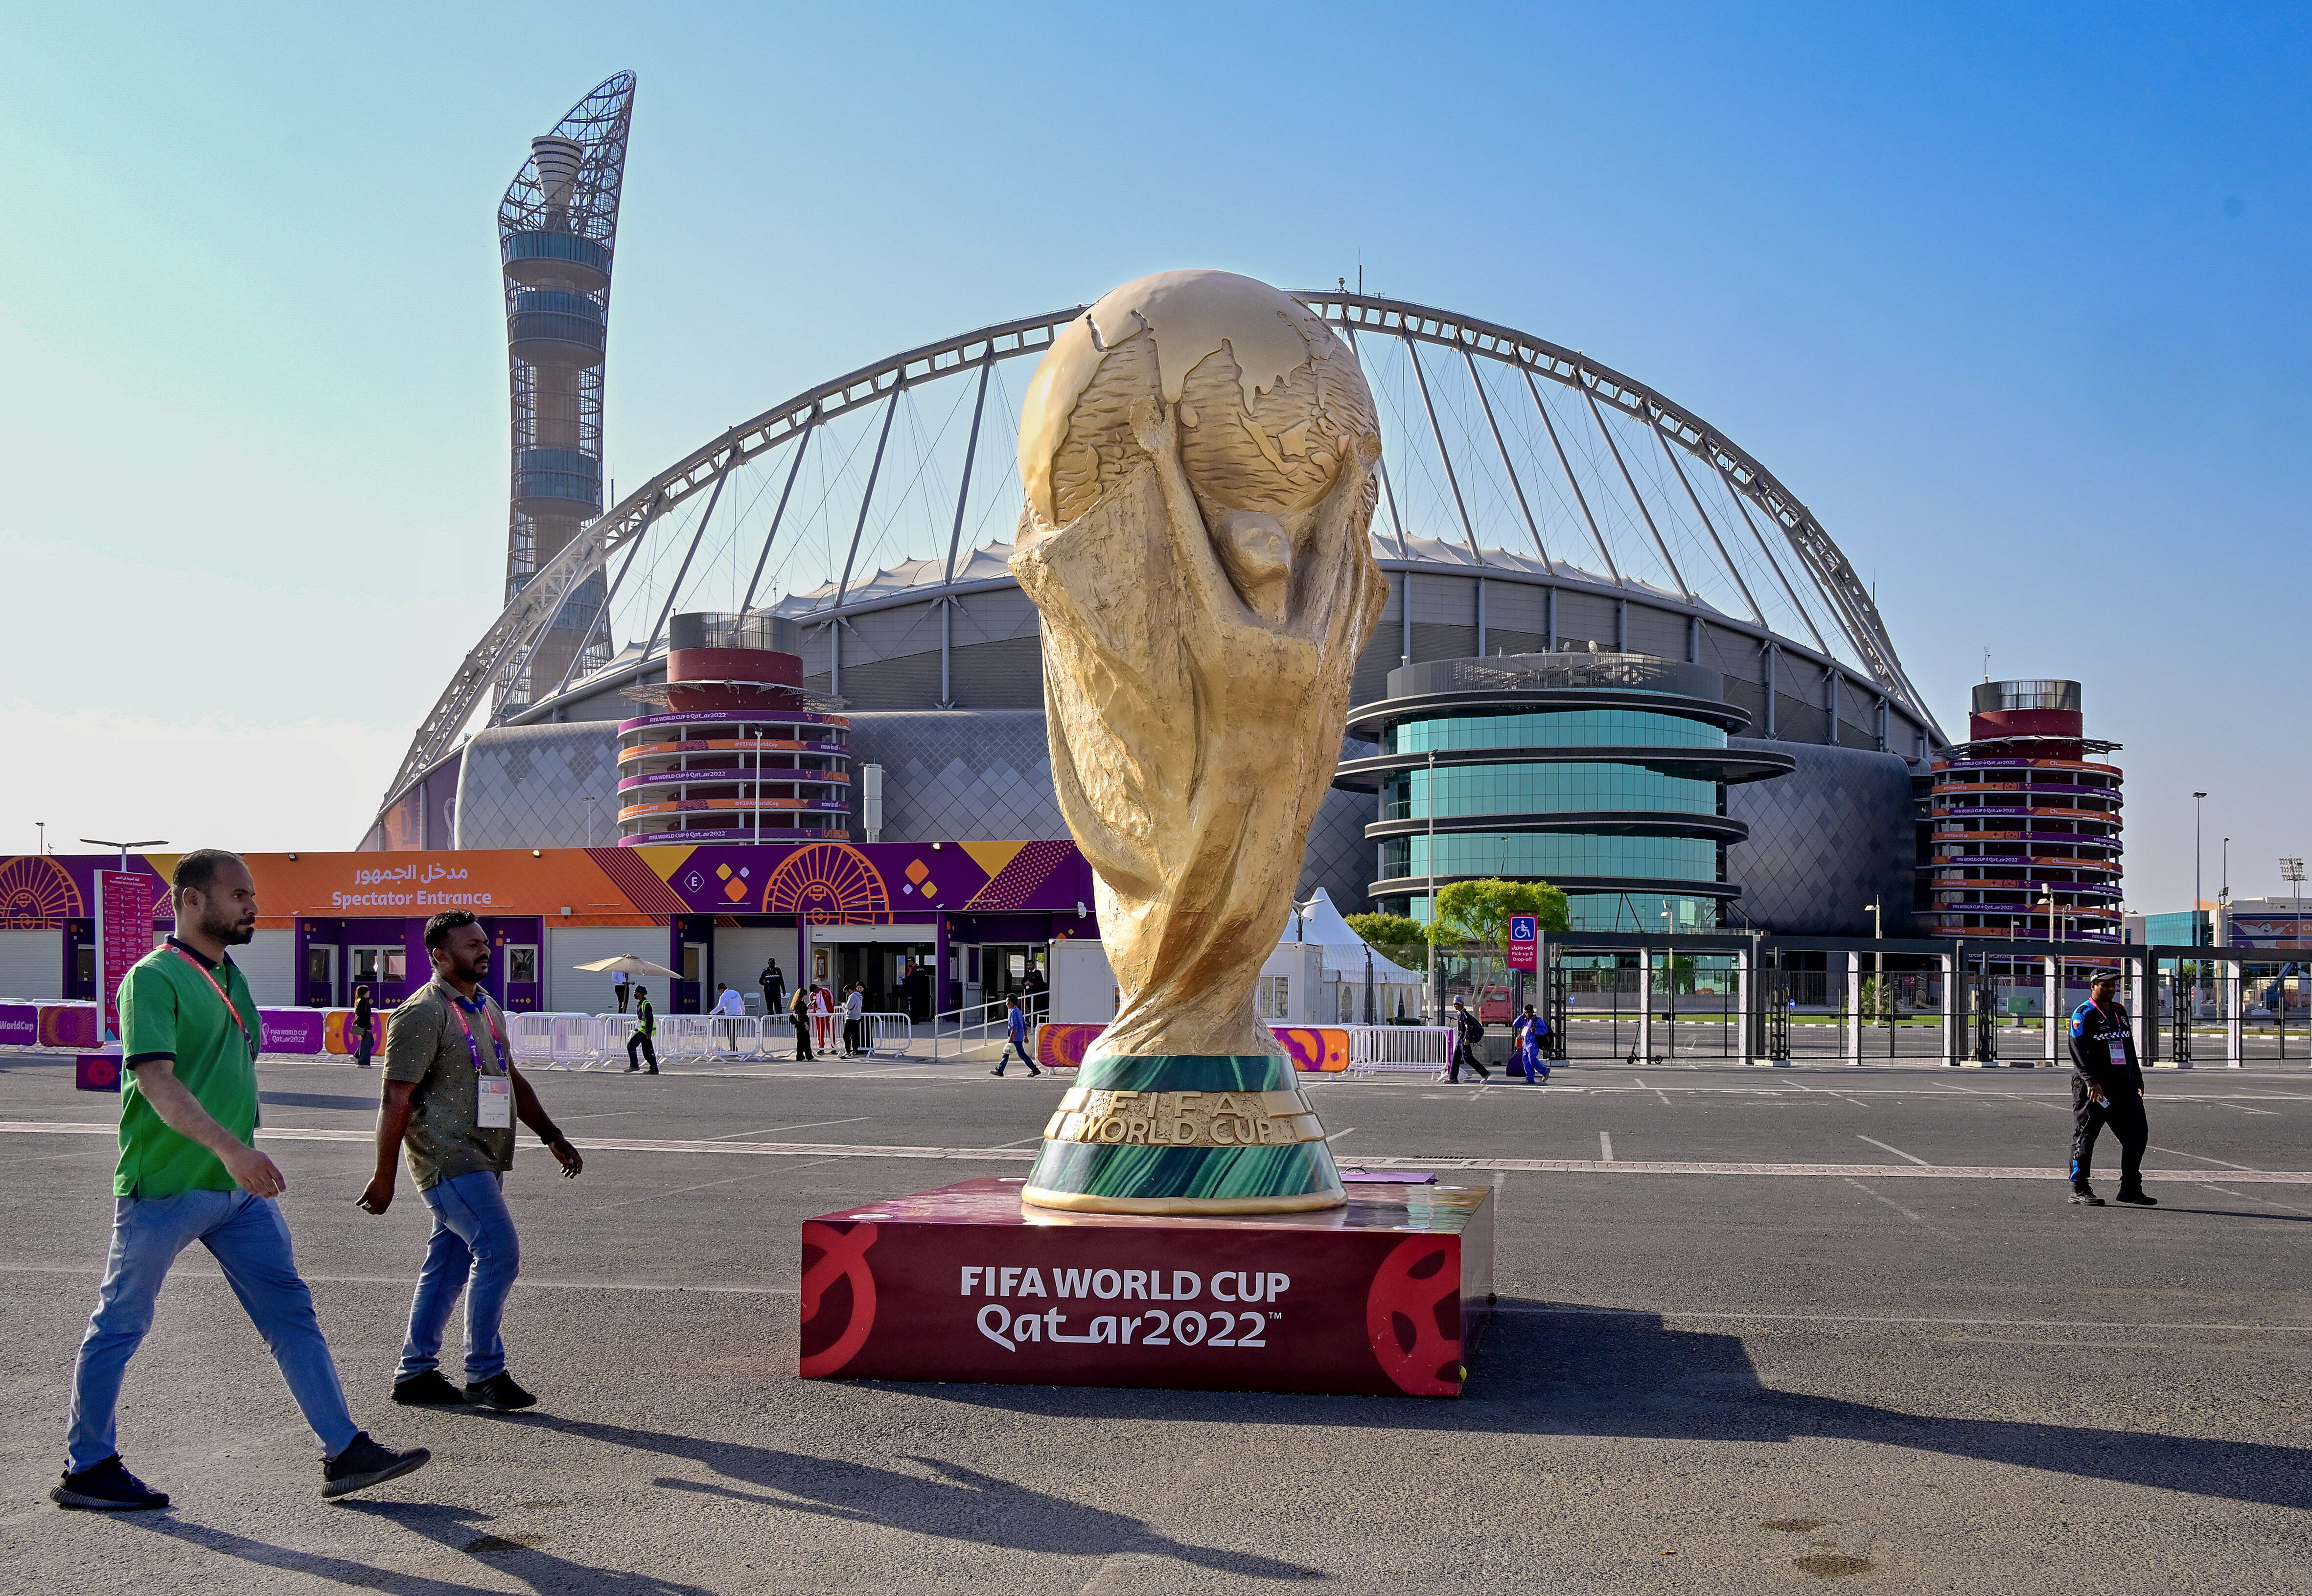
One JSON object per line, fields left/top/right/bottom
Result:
{"left": 170, "top": 947, "right": 256, "bottom": 1061}
{"left": 444, "top": 987, "right": 516, "bottom": 1129}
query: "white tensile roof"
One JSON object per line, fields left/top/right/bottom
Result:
{"left": 1283, "top": 888, "right": 1425, "bottom": 983}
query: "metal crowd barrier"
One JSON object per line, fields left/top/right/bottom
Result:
{"left": 1344, "top": 1025, "right": 1455, "bottom": 1077}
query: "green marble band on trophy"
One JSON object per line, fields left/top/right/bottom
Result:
{"left": 1008, "top": 270, "right": 1389, "bottom": 1216}
{"left": 1021, "top": 1052, "right": 1348, "bottom": 1214}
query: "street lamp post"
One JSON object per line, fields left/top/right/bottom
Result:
{"left": 81, "top": 838, "right": 168, "bottom": 874}
{"left": 1864, "top": 897, "right": 1883, "bottom": 1027}
{"left": 1425, "top": 749, "right": 1439, "bottom": 1024}
{"left": 2194, "top": 793, "right": 2208, "bottom": 946}
{"left": 2284, "top": 857, "right": 2306, "bottom": 1029}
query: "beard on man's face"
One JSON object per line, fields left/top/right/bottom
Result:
{"left": 198, "top": 904, "right": 256, "bottom": 947}
{"left": 447, "top": 946, "right": 491, "bottom": 984}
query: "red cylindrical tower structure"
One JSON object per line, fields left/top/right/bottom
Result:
{"left": 615, "top": 614, "right": 850, "bottom": 845}
{"left": 1926, "top": 679, "right": 2122, "bottom": 948}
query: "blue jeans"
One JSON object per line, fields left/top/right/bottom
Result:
{"left": 67, "top": 1189, "right": 359, "bottom": 1472}
{"left": 398, "top": 1170, "right": 519, "bottom": 1384}
{"left": 994, "top": 1038, "right": 1034, "bottom": 1072}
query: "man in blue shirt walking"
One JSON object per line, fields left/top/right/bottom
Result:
{"left": 990, "top": 997, "right": 1041, "bottom": 1077}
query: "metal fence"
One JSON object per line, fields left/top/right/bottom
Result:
{"left": 1389, "top": 934, "right": 2305, "bottom": 1069}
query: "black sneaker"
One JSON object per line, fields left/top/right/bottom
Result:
{"left": 2070, "top": 1185, "right": 2104, "bottom": 1206}
{"left": 52, "top": 1455, "right": 168, "bottom": 1511}
{"left": 464, "top": 1372, "right": 537, "bottom": 1411}
{"left": 391, "top": 1369, "right": 468, "bottom": 1406}
{"left": 320, "top": 1433, "right": 430, "bottom": 1499}
{"left": 2115, "top": 1189, "right": 2158, "bottom": 1207}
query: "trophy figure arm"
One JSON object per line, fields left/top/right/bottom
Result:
{"left": 1130, "top": 394, "right": 1253, "bottom": 631}
{"left": 1290, "top": 428, "right": 1387, "bottom": 650}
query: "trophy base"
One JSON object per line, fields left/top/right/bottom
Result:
{"left": 800, "top": 1176, "right": 1494, "bottom": 1396}
{"left": 1019, "top": 1052, "right": 1346, "bottom": 1216}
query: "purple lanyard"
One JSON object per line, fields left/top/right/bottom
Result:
{"left": 444, "top": 990, "right": 508, "bottom": 1074}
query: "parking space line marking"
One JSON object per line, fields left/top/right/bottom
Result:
{"left": 0, "top": 1262, "right": 797, "bottom": 1295}
{"left": 2197, "top": 1183, "right": 2312, "bottom": 1217}
{"left": 704, "top": 1116, "right": 871, "bottom": 1142}
{"left": 1495, "top": 1305, "right": 2312, "bottom": 1331}
{"left": 1599, "top": 1131, "right": 1615, "bottom": 1163}
{"left": 2151, "top": 1144, "right": 2260, "bottom": 1172}
{"left": 1842, "top": 1177, "right": 1962, "bottom": 1241}
{"left": 4, "top": 1122, "right": 2309, "bottom": 1180}
{"left": 1856, "top": 1134, "right": 1932, "bottom": 1166}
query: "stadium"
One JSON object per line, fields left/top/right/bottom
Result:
{"left": 366, "top": 71, "right": 1947, "bottom": 943}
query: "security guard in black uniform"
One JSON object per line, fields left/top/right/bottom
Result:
{"left": 2067, "top": 970, "right": 2155, "bottom": 1207}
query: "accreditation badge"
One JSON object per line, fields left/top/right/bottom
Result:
{"left": 478, "top": 1076, "right": 513, "bottom": 1129}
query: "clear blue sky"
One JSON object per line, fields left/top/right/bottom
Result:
{"left": 1, "top": 2, "right": 2303, "bottom": 911}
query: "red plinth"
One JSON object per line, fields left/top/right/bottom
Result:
{"left": 800, "top": 1177, "right": 1493, "bottom": 1397}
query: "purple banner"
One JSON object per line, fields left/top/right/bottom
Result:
{"left": 257, "top": 1009, "right": 327, "bottom": 1055}
{"left": 0, "top": 1003, "right": 35, "bottom": 1046}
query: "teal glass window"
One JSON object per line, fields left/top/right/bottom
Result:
{"left": 1399, "top": 891, "right": 1721, "bottom": 931}
{"left": 1389, "top": 708, "right": 1725, "bottom": 755}
{"left": 1381, "top": 832, "right": 1721, "bottom": 884}
{"left": 1382, "top": 762, "right": 1719, "bottom": 821}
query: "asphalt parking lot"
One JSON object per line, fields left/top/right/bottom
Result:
{"left": 1, "top": 1051, "right": 2307, "bottom": 1594}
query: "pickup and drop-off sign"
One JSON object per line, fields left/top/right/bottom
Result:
{"left": 1507, "top": 915, "right": 1538, "bottom": 972}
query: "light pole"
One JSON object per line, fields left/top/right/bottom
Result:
{"left": 36, "top": 821, "right": 45, "bottom": 856}
{"left": 1424, "top": 749, "right": 1438, "bottom": 1024}
{"left": 2284, "top": 858, "right": 2306, "bottom": 1017}
{"left": 81, "top": 838, "right": 167, "bottom": 873}
{"left": 1864, "top": 897, "right": 1883, "bottom": 1025}
{"left": 2194, "top": 793, "right": 2208, "bottom": 945}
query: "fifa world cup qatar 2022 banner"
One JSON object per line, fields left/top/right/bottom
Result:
{"left": 801, "top": 1177, "right": 1494, "bottom": 1397}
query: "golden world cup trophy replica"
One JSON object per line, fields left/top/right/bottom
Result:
{"left": 1011, "top": 270, "right": 1388, "bottom": 1214}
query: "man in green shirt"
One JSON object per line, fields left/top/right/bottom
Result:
{"left": 359, "top": 911, "right": 581, "bottom": 1411}
{"left": 55, "top": 850, "right": 430, "bottom": 1511}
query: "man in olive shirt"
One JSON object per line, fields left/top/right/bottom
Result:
{"left": 55, "top": 850, "right": 429, "bottom": 1510}
{"left": 359, "top": 911, "right": 581, "bottom": 1411}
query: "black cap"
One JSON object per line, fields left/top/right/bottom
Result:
{"left": 2089, "top": 970, "right": 2121, "bottom": 986}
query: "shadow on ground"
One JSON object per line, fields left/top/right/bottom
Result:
{"left": 116, "top": 1503, "right": 719, "bottom": 1596}
{"left": 534, "top": 1417, "right": 1314, "bottom": 1579}
{"left": 913, "top": 1303, "right": 2312, "bottom": 1513}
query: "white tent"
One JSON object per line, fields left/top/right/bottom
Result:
{"left": 1281, "top": 888, "right": 1426, "bottom": 986}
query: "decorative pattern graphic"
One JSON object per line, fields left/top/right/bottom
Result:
{"left": 798, "top": 1220, "right": 880, "bottom": 1378}
{"left": 960, "top": 841, "right": 1075, "bottom": 912}
{"left": 763, "top": 844, "right": 893, "bottom": 925}
{"left": 0, "top": 856, "right": 83, "bottom": 928}
{"left": 1271, "top": 1027, "right": 1351, "bottom": 1072}
{"left": 1365, "top": 1234, "right": 1463, "bottom": 1396}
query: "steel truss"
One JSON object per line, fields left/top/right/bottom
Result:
{"left": 385, "top": 292, "right": 1940, "bottom": 809}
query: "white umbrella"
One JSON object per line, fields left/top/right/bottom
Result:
{"left": 572, "top": 954, "right": 680, "bottom": 979}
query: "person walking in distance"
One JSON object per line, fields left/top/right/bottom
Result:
{"left": 611, "top": 968, "right": 629, "bottom": 1015}
{"left": 787, "top": 984, "right": 815, "bottom": 1061}
{"left": 842, "top": 982, "right": 867, "bottom": 1056}
{"left": 811, "top": 982, "right": 834, "bottom": 1055}
{"left": 624, "top": 986, "right": 658, "bottom": 1074}
{"left": 712, "top": 981, "right": 746, "bottom": 1052}
{"left": 359, "top": 911, "right": 583, "bottom": 1413}
{"left": 55, "top": 850, "right": 429, "bottom": 1511}
{"left": 759, "top": 957, "right": 784, "bottom": 1020}
{"left": 2068, "top": 969, "right": 2155, "bottom": 1207}
{"left": 1511, "top": 1002, "right": 1550, "bottom": 1083}
{"left": 1449, "top": 997, "right": 1491, "bottom": 1083}
{"left": 990, "top": 996, "right": 1040, "bottom": 1076}
{"left": 352, "top": 984, "right": 376, "bottom": 1069}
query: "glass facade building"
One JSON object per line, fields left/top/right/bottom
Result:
{"left": 1340, "top": 654, "right": 1795, "bottom": 933}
